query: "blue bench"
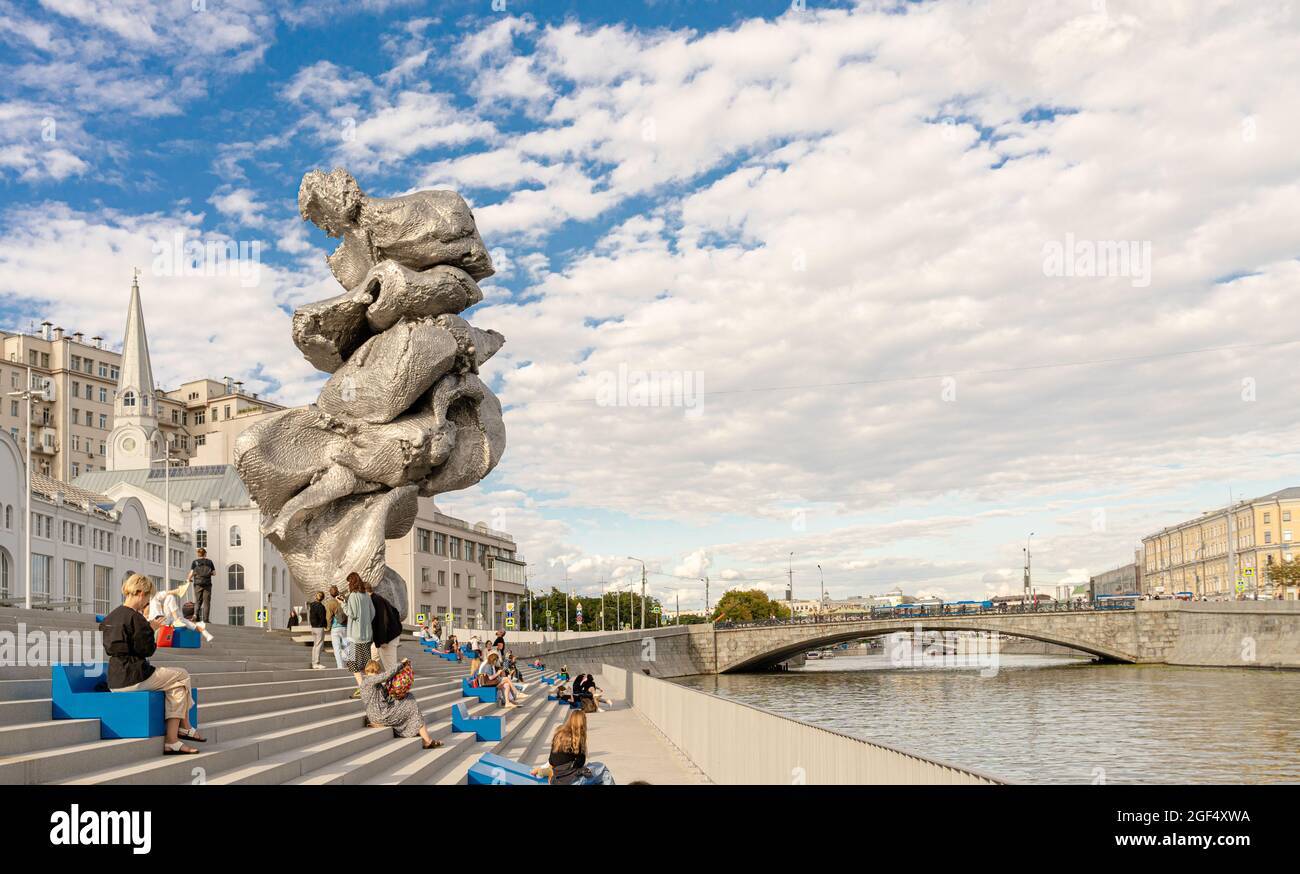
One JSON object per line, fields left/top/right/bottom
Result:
{"left": 540, "top": 676, "right": 555, "bottom": 686}
{"left": 438, "top": 652, "right": 459, "bottom": 661}
{"left": 466, "top": 752, "right": 546, "bottom": 785}
{"left": 451, "top": 702, "right": 501, "bottom": 742}
{"left": 52, "top": 663, "right": 200, "bottom": 740}
{"left": 461, "top": 677, "right": 499, "bottom": 704}
{"left": 159, "top": 627, "right": 202, "bottom": 649}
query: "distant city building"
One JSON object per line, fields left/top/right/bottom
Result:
{"left": 1089, "top": 556, "right": 1141, "bottom": 599}
{"left": 1141, "top": 488, "right": 1300, "bottom": 599}
{"left": 791, "top": 588, "right": 917, "bottom": 615}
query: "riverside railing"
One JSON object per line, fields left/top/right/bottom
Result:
{"left": 601, "top": 663, "right": 1002, "bottom": 785}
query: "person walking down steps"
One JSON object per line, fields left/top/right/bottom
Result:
{"left": 186, "top": 547, "right": 216, "bottom": 626}
{"left": 308, "top": 592, "right": 328, "bottom": 670}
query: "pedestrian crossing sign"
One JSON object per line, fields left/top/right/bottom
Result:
{"left": 505, "top": 617, "right": 515, "bottom": 629}
{"left": 1236, "top": 580, "right": 1246, "bottom": 593}
{"left": 416, "top": 613, "right": 427, "bottom": 624}
{"left": 256, "top": 609, "right": 268, "bottom": 624}
{"left": 445, "top": 612, "right": 454, "bottom": 625}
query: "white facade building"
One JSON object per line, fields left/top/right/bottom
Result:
{"left": 0, "top": 429, "right": 192, "bottom": 611}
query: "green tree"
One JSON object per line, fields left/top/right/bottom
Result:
{"left": 1265, "top": 558, "right": 1300, "bottom": 593}
{"left": 710, "top": 589, "right": 790, "bottom": 623}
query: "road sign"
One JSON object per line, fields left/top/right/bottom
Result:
{"left": 445, "top": 612, "right": 454, "bottom": 625}
{"left": 255, "top": 609, "right": 268, "bottom": 624}
{"left": 505, "top": 617, "right": 515, "bottom": 629}
{"left": 1243, "top": 568, "right": 1254, "bottom": 576}
{"left": 506, "top": 601, "right": 515, "bottom": 613}
{"left": 416, "top": 613, "right": 426, "bottom": 625}
{"left": 1236, "top": 580, "right": 1246, "bottom": 593}
{"left": 652, "top": 604, "right": 661, "bottom": 614}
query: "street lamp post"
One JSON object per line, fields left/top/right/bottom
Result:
{"left": 149, "top": 429, "right": 175, "bottom": 589}
{"left": 817, "top": 563, "right": 824, "bottom": 615}
{"left": 8, "top": 367, "right": 48, "bottom": 610}
{"left": 627, "top": 557, "right": 646, "bottom": 630}
{"left": 787, "top": 551, "right": 794, "bottom": 623}
{"left": 1024, "top": 533, "right": 1035, "bottom": 605}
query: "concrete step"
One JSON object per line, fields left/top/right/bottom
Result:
{"left": 64, "top": 680, "right": 490, "bottom": 786}
{"left": 0, "top": 698, "right": 51, "bottom": 727}
{"left": 0, "top": 717, "right": 101, "bottom": 756}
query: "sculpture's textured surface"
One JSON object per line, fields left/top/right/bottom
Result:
{"left": 234, "top": 169, "right": 506, "bottom": 619}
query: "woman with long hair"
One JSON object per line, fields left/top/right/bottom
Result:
{"left": 341, "top": 572, "right": 375, "bottom": 700}
{"left": 531, "top": 710, "right": 615, "bottom": 784}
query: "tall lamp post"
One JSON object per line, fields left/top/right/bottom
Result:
{"left": 787, "top": 551, "right": 795, "bottom": 623}
{"left": 627, "top": 556, "right": 646, "bottom": 630}
{"left": 8, "top": 367, "right": 48, "bottom": 609}
{"left": 148, "top": 429, "right": 175, "bottom": 588}
{"left": 817, "top": 563, "right": 825, "bottom": 616}
{"left": 1024, "top": 532, "right": 1035, "bottom": 605}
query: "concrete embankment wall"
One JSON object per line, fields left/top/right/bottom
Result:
{"left": 511, "top": 625, "right": 715, "bottom": 677}
{"left": 1150, "top": 600, "right": 1300, "bottom": 669}
{"left": 600, "top": 664, "right": 1001, "bottom": 785}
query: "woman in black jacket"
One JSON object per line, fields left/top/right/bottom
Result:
{"left": 102, "top": 574, "right": 206, "bottom": 755}
{"left": 531, "top": 710, "right": 615, "bottom": 785}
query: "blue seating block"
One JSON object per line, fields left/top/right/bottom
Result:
{"left": 467, "top": 752, "right": 546, "bottom": 785}
{"left": 165, "top": 627, "right": 202, "bottom": 649}
{"left": 438, "top": 651, "right": 459, "bottom": 661}
{"left": 451, "top": 702, "right": 501, "bottom": 742}
{"left": 52, "top": 663, "right": 200, "bottom": 740}
{"left": 540, "top": 676, "right": 555, "bottom": 686}
{"left": 461, "top": 677, "right": 498, "bottom": 703}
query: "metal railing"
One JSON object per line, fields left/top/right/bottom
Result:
{"left": 715, "top": 600, "right": 1126, "bottom": 629}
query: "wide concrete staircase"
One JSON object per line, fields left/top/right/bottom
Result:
{"left": 0, "top": 607, "right": 569, "bottom": 785}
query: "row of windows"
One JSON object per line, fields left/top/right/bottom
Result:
{"left": 192, "top": 527, "right": 243, "bottom": 549}
{"left": 414, "top": 528, "right": 514, "bottom": 563}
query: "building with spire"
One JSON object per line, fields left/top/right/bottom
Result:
{"left": 107, "top": 270, "right": 158, "bottom": 472}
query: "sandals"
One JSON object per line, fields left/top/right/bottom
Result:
{"left": 163, "top": 741, "right": 200, "bottom": 755}
{"left": 178, "top": 727, "right": 207, "bottom": 743}
{"left": 422, "top": 739, "right": 443, "bottom": 749}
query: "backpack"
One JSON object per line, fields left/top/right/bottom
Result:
{"left": 385, "top": 662, "right": 414, "bottom": 699}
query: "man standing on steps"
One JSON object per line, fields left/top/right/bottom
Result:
{"left": 307, "top": 592, "right": 328, "bottom": 670}
{"left": 187, "top": 548, "right": 215, "bottom": 625}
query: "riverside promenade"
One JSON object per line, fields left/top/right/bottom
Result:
{"left": 584, "top": 693, "right": 708, "bottom": 785}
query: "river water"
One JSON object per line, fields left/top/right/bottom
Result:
{"left": 672, "top": 652, "right": 1300, "bottom": 783}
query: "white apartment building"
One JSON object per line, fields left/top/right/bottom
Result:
{"left": 0, "top": 429, "right": 192, "bottom": 611}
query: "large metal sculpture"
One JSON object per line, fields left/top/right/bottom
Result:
{"left": 234, "top": 169, "right": 506, "bottom": 619}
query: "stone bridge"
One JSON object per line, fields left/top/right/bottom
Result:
{"left": 715, "top": 610, "right": 1152, "bottom": 672}
{"left": 519, "top": 601, "right": 1300, "bottom": 677}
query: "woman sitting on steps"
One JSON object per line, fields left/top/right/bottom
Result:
{"left": 359, "top": 658, "right": 442, "bottom": 749}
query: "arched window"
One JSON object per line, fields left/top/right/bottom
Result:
{"left": 0, "top": 549, "right": 9, "bottom": 599}
{"left": 228, "top": 563, "right": 245, "bottom": 591}
{"left": 122, "top": 390, "right": 136, "bottom": 408}
{"left": 4, "top": 505, "right": 10, "bottom": 529}
{"left": 195, "top": 528, "right": 207, "bottom": 550}
{"left": 230, "top": 525, "right": 242, "bottom": 547}
{"left": 271, "top": 567, "right": 278, "bottom": 593}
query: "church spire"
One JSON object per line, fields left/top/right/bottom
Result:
{"left": 108, "top": 269, "right": 158, "bottom": 470}
{"left": 117, "top": 268, "right": 156, "bottom": 415}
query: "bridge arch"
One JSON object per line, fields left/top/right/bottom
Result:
{"left": 715, "top": 617, "right": 1138, "bottom": 673}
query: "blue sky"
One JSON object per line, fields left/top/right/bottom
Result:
{"left": 2, "top": 0, "right": 1299, "bottom": 608}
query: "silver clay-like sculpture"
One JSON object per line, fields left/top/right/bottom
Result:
{"left": 234, "top": 169, "right": 506, "bottom": 620}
